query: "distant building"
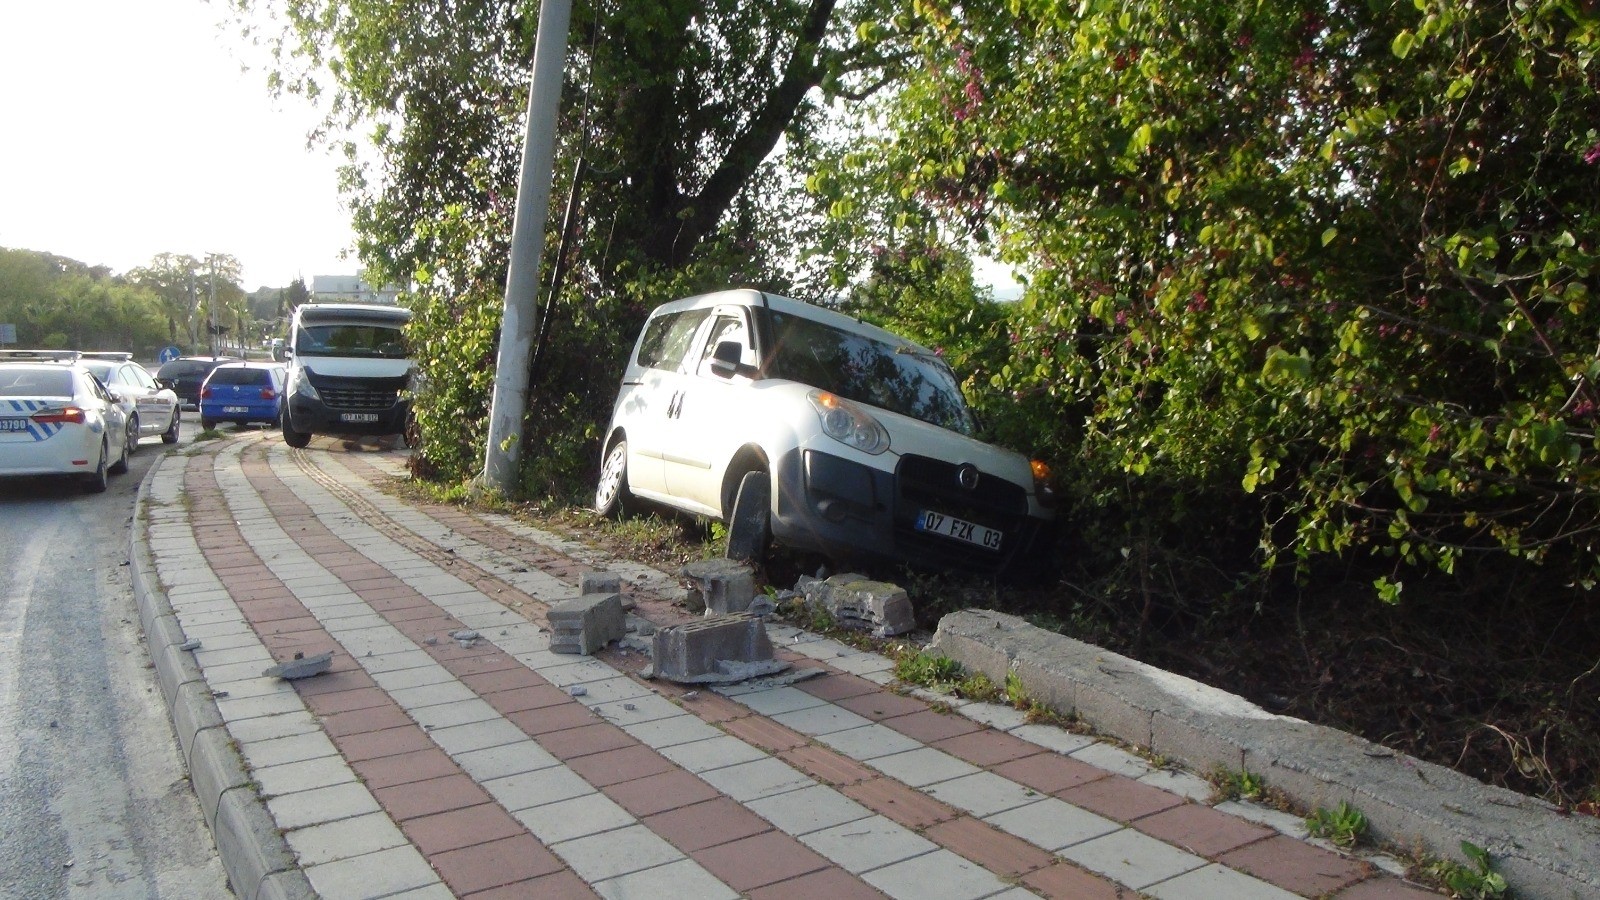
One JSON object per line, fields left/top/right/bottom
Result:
{"left": 310, "top": 275, "right": 403, "bottom": 306}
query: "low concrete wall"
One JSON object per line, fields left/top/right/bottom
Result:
{"left": 930, "top": 609, "right": 1599, "bottom": 900}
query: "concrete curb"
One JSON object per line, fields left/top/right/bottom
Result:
{"left": 129, "top": 453, "right": 315, "bottom": 900}
{"left": 930, "top": 608, "right": 1600, "bottom": 900}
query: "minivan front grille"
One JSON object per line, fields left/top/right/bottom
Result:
{"left": 892, "top": 454, "right": 1033, "bottom": 569}
{"left": 306, "top": 372, "right": 408, "bottom": 410}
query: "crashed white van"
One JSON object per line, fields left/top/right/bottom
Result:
{"left": 595, "top": 289, "right": 1057, "bottom": 576}
{"left": 280, "top": 303, "right": 413, "bottom": 448}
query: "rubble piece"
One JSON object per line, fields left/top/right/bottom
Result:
{"left": 797, "top": 573, "right": 915, "bottom": 637}
{"left": 548, "top": 592, "right": 626, "bottom": 655}
{"left": 746, "top": 595, "right": 777, "bottom": 618}
{"left": 649, "top": 613, "right": 789, "bottom": 684}
{"left": 263, "top": 651, "right": 334, "bottom": 680}
{"left": 680, "top": 558, "right": 758, "bottom": 615}
{"left": 179, "top": 639, "right": 202, "bottom": 651}
{"left": 580, "top": 571, "right": 623, "bottom": 595}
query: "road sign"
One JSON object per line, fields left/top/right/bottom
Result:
{"left": 158, "top": 345, "right": 181, "bottom": 363}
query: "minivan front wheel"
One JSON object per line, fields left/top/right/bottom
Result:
{"left": 281, "top": 409, "right": 312, "bottom": 449}
{"left": 595, "top": 439, "right": 630, "bottom": 518}
{"left": 725, "top": 470, "right": 771, "bottom": 564}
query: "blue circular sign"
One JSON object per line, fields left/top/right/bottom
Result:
{"left": 158, "top": 345, "right": 181, "bottom": 363}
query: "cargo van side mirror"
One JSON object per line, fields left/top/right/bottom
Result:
{"left": 709, "top": 340, "right": 757, "bottom": 379}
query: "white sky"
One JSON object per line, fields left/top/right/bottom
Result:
{"left": 0, "top": 0, "right": 356, "bottom": 291}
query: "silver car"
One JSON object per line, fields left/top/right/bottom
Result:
{"left": 76, "top": 352, "right": 182, "bottom": 445}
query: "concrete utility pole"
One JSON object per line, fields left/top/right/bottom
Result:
{"left": 481, "top": 0, "right": 573, "bottom": 495}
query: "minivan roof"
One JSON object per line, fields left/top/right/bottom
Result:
{"left": 293, "top": 303, "right": 411, "bottom": 325}
{"left": 653, "top": 289, "right": 926, "bottom": 354}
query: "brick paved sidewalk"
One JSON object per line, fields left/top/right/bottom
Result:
{"left": 138, "top": 431, "right": 1443, "bottom": 899}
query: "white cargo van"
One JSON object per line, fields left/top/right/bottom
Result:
{"left": 595, "top": 289, "right": 1057, "bottom": 577}
{"left": 281, "top": 303, "right": 413, "bottom": 448}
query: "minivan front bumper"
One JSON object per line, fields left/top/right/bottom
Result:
{"left": 771, "top": 448, "right": 1053, "bottom": 576}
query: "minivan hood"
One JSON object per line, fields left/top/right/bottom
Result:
{"left": 296, "top": 358, "right": 412, "bottom": 379}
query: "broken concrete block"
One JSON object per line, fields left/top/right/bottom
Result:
{"left": 580, "top": 571, "right": 623, "bottom": 595}
{"left": 263, "top": 651, "right": 334, "bottom": 680}
{"left": 650, "top": 613, "right": 789, "bottom": 683}
{"left": 798, "top": 573, "right": 915, "bottom": 637}
{"left": 680, "top": 558, "right": 757, "bottom": 615}
{"left": 548, "top": 592, "right": 626, "bottom": 655}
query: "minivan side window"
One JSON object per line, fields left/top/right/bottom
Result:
{"left": 694, "top": 313, "right": 753, "bottom": 377}
{"left": 636, "top": 309, "right": 711, "bottom": 372}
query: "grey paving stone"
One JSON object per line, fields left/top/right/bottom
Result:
{"left": 387, "top": 680, "right": 481, "bottom": 709}
{"left": 592, "top": 693, "right": 684, "bottom": 728}
{"left": 428, "top": 717, "right": 532, "bottom": 756}
{"left": 592, "top": 858, "right": 740, "bottom": 900}
{"left": 1058, "top": 827, "right": 1207, "bottom": 890}
{"left": 408, "top": 698, "right": 501, "bottom": 731}
{"left": 1009, "top": 723, "right": 1097, "bottom": 755}
{"left": 815, "top": 723, "right": 925, "bottom": 760}
{"left": 621, "top": 714, "right": 726, "bottom": 749}
{"left": 657, "top": 735, "right": 770, "bottom": 774}
{"left": 554, "top": 823, "right": 686, "bottom": 883}
{"left": 515, "top": 792, "right": 637, "bottom": 845}
{"left": 798, "top": 814, "right": 939, "bottom": 874}
{"left": 485, "top": 765, "right": 596, "bottom": 812}
{"left": 302, "top": 844, "right": 439, "bottom": 900}
{"left": 267, "top": 782, "right": 383, "bottom": 831}
{"left": 226, "top": 710, "right": 321, "bottom": 744}
{"left": 1145, "top": 862, "right": 1301, "bottom": 900}
{"left": 860, "top": 847, "right": 1016, "bottom": 900}
{"left": 924, "top": 772, "right": 1046, "bottom": 818}
{"left": 1138, "top": 768, "right": 1215, "bottom": 803}
{"left": 957, "top": 701, "right": 1031, "bottom": 731}
{"left": 698, "top": 757, "right": 815, "bottom": 802}
{"left": 1071, "top": 741, "right": 1156, "bottom": 778}
{"left": 284, "top": 812, "right": 410, "bottom": 867}
{"left": 732, "top": 686, "right": 830, "bottom": 717}
{"left": 241, "top": 731, "right": 340, "bottom": 770}
{"left": 746, "top": 784, "right": 874, "bottom": 835}
{"left": 983, "top": 796, "right": 1121, "bottom": 850}
{"left": 865, "top": 746, "right": 982, "bottom": 787}
{"left": 770, "top": 703, "right": 875, "bottom": 737}
{"left": 370, "top": 664, "right": 457, "bottom": 693}
{"left": 570, "top": 674, "right": 654, "bottom": 706}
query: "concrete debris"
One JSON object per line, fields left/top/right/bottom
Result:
{"left": 263, "top": 651, "right": 333, "bottom": 680}
{"left": 567, "top": 685, "right": 588, "bottom": 697}
{"left": 680, "top": 557, "right": 758, "bottom": 615}
{"left": 746, "top": 595, "right": 777, "bottom": 618}
{"left": 580, "top": 571, "right": 623, "bottom": 595}
{"left": 549, "top": 592, "right": 626, "bottom": 655}
{"left": 647, "top": 612, "right": 789, "bottom": 684}
{"left": 797, "top": 573, "right": 915, "bottom": 637}
{"left": 178, "top": 639, "right": 202, "bottom": 651}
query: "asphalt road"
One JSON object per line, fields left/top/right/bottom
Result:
{"left": 0, "top": 420, "right": 231, "bottom": 899}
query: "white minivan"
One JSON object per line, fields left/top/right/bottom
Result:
{"left": 596, "top": 289, "right": 1057, "bottom": 576}
{"left": 281, "top": 303, "right": 413, "bottom": 448}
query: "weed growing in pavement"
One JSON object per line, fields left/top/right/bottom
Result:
{"left": 1306, "top": 801, "right": 1369, "bottom": 848}
{"left": 1208, "top": 767, "right": 1267, "bottom": 802}
{"left": 1419, "top": 841, "right": 1508, "bottom": 899}
{"left": 894, "top": 649, "right": 965, "bottom": 687}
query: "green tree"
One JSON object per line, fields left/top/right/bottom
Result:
{"left": 818, "top": 0, "right": 1600, "bottom": 593}
{"left": 235, "top": 0, "right": 913, "bottom": 490}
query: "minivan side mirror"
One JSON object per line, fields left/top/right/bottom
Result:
{"left": 709, "top": 340, "right": 756, "bottom": 379}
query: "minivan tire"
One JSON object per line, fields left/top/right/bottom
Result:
{"left": 594, "top": 439, "right": 630, "bottom": 518}
{"left": 725, "top": 470, "right": 771, "bottom": 564}
{"left": 282, "top": 410, "right": 312, "bottom": 449}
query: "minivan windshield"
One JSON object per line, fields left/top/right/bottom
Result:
{"left": 294, "top": 323, "right": 408, "bottom": 359}
{"left": 762, "top": 310, "right": 975, "bottom": 435}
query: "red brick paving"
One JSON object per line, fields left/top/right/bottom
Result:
{"left": 433, "top": 834, "right": 567, "bottom": 894}
{"left": 923, "top": 816, "right": 1056, "bottom": 878}
{"left": 1021, "top": 860, "right": 1131, "bottom": 898}
{"left": 400, "top": 802, "right": 527, "bottom": 855}
{"left": 1219, "top": 834, "right": 1375, "bottom": 896}
{"left": 933, "top": 728, "right": 1044, "bottom": 767}
{"left": 842, "top": 777, "right": 960, "bottom": 829}
{"left": 1057, "top": 773, "right": 1188, "bottom": 822}
{"left": 746, "top": 867, "right": 890, "bottom": 899}
{"left": 1132, "top": 802, "right": 1275, "bottom": 858}
{"left": 881, "top": 707, "right": 984, "bottom": 743}
{"left": 643, "top": 797, "right": 774, "bottom": 852}
{"left": 993, "top": 750, "right": 1113, "bottom": 794}
{"left": 693, "top": 830, "right": 833, "bottom": 892}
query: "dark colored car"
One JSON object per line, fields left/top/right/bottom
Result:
{"left": 198, "top": 363, "right": 286, "bottom": 429}
{"left": 155, "top": 356, "right": 240, "bottom": 409}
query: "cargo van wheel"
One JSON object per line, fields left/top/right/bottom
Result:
{"left": 282, "top": 410, "right": 312, "bottom": 449}
{"left": 595, "top": 439, "right": 630, "bottom": 518}
{"left": 726, "top": 470, "right": 771, "bottom": 564}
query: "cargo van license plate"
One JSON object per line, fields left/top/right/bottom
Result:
{"left": 341, "top": 413, "right": 379, "bottom": 423}
{"left": 916, "top": 510, "right": 1002, "bottom": 551}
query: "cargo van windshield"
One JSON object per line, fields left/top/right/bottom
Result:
{"left": 294, "top": 323, "right": 408, "bottom": 359}
{"left": 761, "top": 310, "right": 975, "bottom": 435}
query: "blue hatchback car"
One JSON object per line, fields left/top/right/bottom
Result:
{"left": 198, "top": 362, "right": 286, "bottom": 429}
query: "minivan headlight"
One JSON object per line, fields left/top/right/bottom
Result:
{"left": 291, "top": 369, "right": 320, "bottom": 401}
{"left": 808, "top": 390, "right": 890, "bottom": 455}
